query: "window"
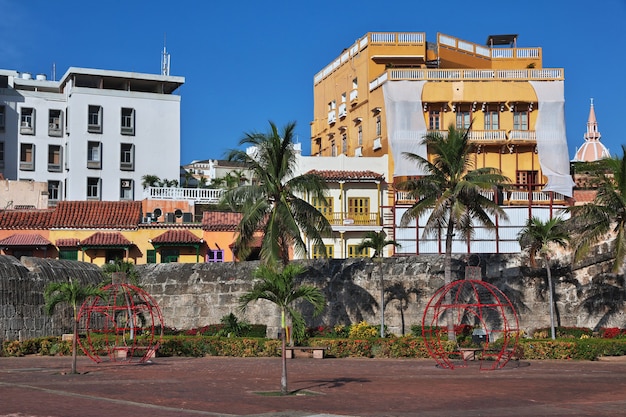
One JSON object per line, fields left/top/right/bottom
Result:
{"left": 341, "top": 92, "right": 346, "bottom": 103}
{"left": 48, "top": 109, "right": 63, "bottom": 136}
{"left": 207, "top": 249, "right": 224, "bottom": 263}
{"left": 105, "top": 249, "right": 125, "bottom": 264}
{"left": 120, "top": 179, "right": 133, "bottom": 200}
{"left": 484, "top": 109, "right": 499, "bottom": 130}
{"left": 87, "top": 141, "right": 102, "bottom": 169}
{"left": 87, "top": 177, "right": 101, "bottom": 200}
{"left": 456, "top": 110, "right": 471, "bottom": 129}
{"left": 20, "top": 108, "right": 35, "bottom": 134}
{"left": 161, "top": 249, "right": 179, "bottom": 263}
{"left": 19, "top": 143, "right": 35, "bottom": 170}
{"left": 357, "top": 125, "right": 363, "bottom": 146}
{"left": 88, "top": 105, "right": 102, "bottom": 133}
{"left": 513, "top": 111, "right": 529, "bottom": 130}
{"left": 120, "top": 143, "right": 134, "bottom": 170}
{"left": 59, "top": 249, "right": 78, "bottom": 260}
{"left": 48, "top": 180, "right": 61, "bottom": 202}
{"left": 147, "top": 250, "right": 157, "bottom": 264}
{"left": 331, "top": 140, "right": 337, "bottom": 157}
{"left": 516, "top": 170, "right": 538, "bottom": 189}
{"left": 312, "top": 196, "right": 333, "bottom": 220}
{"left": 375, "top": 115, "right": 381, "bottom": 136}
{"left": 121, "top": 108, "right": 135, "bottom": 135}
{"left": 429, "top": 110, "right": 441, "bottom": 130}
{"left": 348, "top": 197, "right": 370, "bottom": 224}
{"left": 48, "top": 145, "right": 62, "bottom": 172}
{"left": 312, "top": 245, "right": 333, "bottom": 259}
{"left": 341, "top": 133, "right": 347, "bottom": 154}
{"left": 0, "top": 142, "right": 4, "bottom": 168}
{"left": 328, "top": 100, "right": 336, "bottom": 111}
{"left": 0, "top": 105, "right": 5, "bottom": 130}
{"left": 348, "top": 245, "right": 370, "bottom": 258}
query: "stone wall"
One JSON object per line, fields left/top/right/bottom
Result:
{"left": 1, "top": 246, "right": 625, "bottom": 342}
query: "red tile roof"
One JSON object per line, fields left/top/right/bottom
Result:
{"left": 51, "top": 201, "right": 142, "bottom": 229}
{"left": 56, "top": 238, "right": 80, "bottom": 247}
{"left": 306, "top": 170, "right": 385, "bottom": 182}
{"left": 0, "top": 210, "right": 54, "bottom": 229}
{"left": 80, "top": 232, "right": 132, "bottom": 247}
{"left": 150, "top": 230, "right": 203, "bottom": 244}
{"left": 202, "top": 211, "right": 243, "bottom": 231}
{"left": 0, "top": 233, "right": 52, "bottom": 246}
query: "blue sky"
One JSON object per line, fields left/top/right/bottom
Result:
{"left": 2, "top": 0, "right": 624, "bottom": 165}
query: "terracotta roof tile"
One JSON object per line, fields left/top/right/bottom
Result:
{"left": 306, "top": 170, "right": 385, "bottom": 182}
{"left": 56, "top": 238, "right": 80, "bottom": 247}
{"left": 0, "top": 210, "right": 54, "bottom": 229}
{"left": 202, "top": 211, "right": 243, "bottom": 231}
{"left": 151, "top": 230, "right": 203, "bottom": 244}
{"left": 51, "top": 201, "right": 142, "bottom": 229}
{"left": 0, "top": 233, "right": 51, "bottom": 246}
{"left": 80, "top": 232, "right": 132, "bottom": 247}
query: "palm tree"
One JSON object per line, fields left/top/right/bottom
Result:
{"left": 44, "top": 278, "right": 105, "bottom": 374}
{"left": 566, "top": 145, "right": 626, "bottom": 273}
{"left": 141, "top": 174, "right": 160, "bottom": 189}
{"left": 398, "top": 124, "right": 509, "bottom": 339}
{"left": 239, "top": 263, "right": 325, "bottom": 395}
{"left": 224, "top": 121, "right": 332, "bottom": 265}
{"left": 182, "top": 169, "right": 194, "bottom": 188}
{"left": 357, "top": 231, "right": 400, "bottom": 337}
{"left": 517, "top": 216, "right": 569, "bottom": 340}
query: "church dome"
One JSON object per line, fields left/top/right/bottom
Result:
{"left": 572, "top": 99, "right": 610, "bottom": 162}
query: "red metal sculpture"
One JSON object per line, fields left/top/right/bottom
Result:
{"left": 422, "top": 278, "right": 520, "bottom": 370}
{"left": 77, "top": 281, "right": 164, "bottom": 364}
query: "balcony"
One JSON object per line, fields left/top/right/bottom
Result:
{"left": 371, "top": 68, "right": 563, "bottom": 91}
{"left": 395, "top": 189, "right": 567, "bottom": 206}
{"left": 509, "top": 130, "right": 536, "bottom": 141}
{"left": 328, "top": 110, "right": 337, "bottom": 125}
{"left": 144, "top": 186, "right": 224, "bottom": 204}
{"left": 427, "top": 129, "right": 535, "bottom": 142}
{"left": 324, "top": 212, "right": 380, "bottom": 227}
{"left": 468, "top": 130, "right": 507, "bottom": 141}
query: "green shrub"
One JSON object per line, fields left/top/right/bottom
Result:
{"left": 348, "top": 321, "right": 378, "bottom": 339}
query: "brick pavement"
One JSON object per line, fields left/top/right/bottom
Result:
{"left": 1, "top": 355, "right": 626, "bottom": 417}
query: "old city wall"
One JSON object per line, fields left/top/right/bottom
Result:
{"left": 1, "top": 244, "right": 624, "bottom": 341}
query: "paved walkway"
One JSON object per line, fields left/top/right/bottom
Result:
{"left": 1, "top": 355, "right": 626, "bottom": 417}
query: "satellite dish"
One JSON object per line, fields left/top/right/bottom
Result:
{"left": 174, "top": 209, "right": 183, "bottom": 218}
{"left": 153, "top": 208, "right": 162, "bottom": 218}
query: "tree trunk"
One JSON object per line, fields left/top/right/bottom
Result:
{"left": 379, "top": 259, "right": 385, "bottom": 338}
{"left": 445, "top": 220, "right": 456, "bottom": 341}
{"left": 71, "top": 318, "right": 78, "bottom": 374}
{"left": 280, "top": 309, "right": 288, "bottom": 395}
{"left": 545, "top": 257, "right": 557, "bottom": 340}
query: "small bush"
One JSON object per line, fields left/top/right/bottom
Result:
{"left": 348, "top": 321, "right": 378, "bottom": 339}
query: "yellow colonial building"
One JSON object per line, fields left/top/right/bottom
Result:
{"left": 311, "top": 32, "right": 575, "bottom": 254}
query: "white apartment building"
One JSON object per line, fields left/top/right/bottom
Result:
{"left": 0, "top": 67, "right": 184, "bottom": 204}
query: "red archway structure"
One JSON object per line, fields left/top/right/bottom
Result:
{"left": 77, "top": 282, "right": 164, "bottom": 364}
{"left": 422, "top": 279, "right": 519, "bottom": 370}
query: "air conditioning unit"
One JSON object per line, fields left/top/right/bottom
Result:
{"left": 121, "top": 180, "right": 131, "bottom": 188}
{"left": 182, "top": 212, "right": 193, "bottom": 223}
{"left": 165, "top": 212, "right": 175, "bottom": 223}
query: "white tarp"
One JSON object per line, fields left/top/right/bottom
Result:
{"left": 383, "top": 79, "right": 574, "bottom": 197}
{"left": 382, "top": 80, "right": 428, "bottom": 177}
{"left": 530, "top": 80, "right": 575, "bottom": 197}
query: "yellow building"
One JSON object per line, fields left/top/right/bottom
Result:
{"left": 312, "top": 32, "right": 575, "bottom": 254}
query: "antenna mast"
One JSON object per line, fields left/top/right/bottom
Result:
{"left": 161, "top": 34, "right": 171, "bottom": 76}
